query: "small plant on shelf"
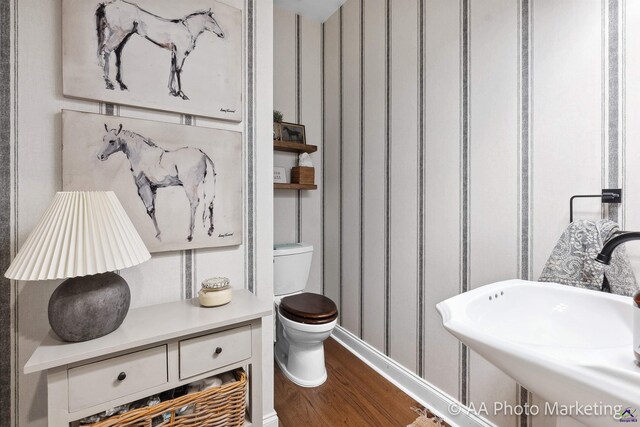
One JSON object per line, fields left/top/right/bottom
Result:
{"left": 273, "top": 110, "right": 283, "bottom": 123}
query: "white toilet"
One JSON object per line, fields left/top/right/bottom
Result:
{"left": 273, "top": 243, "right": 338, "bottom": 387}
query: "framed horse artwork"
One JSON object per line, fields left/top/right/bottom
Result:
{"left": 62, "top": 110, "right": 243, "bottom": 253}
{"left": 62, "top": 0, "right": 243, "bottom": 121}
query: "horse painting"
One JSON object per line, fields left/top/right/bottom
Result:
{"left": 98, "top": 124, "right": 216, "bottom": 242}
{"left": 95, "top": 0, "right": 225, "bottom": 99}
{"left": 282, "top": 126, "right": 302, "bottom": 141}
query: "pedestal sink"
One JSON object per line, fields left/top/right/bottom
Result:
{"left": 436, "top": 280, "right": 639, "bottom": 427}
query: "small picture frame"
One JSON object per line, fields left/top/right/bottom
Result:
{"left": 273, "top": 167, "right": 287, "bottom": 183}
{"left": 279, "top": 122, "right": 306, "bottom": 144}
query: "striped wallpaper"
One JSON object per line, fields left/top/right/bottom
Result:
{"left": 0, "top": 0, "right": 12, "bottom": 424}
{"left": 273, "top": 7, "right": 324, "bottom": 295}
{"left": 3, "top": 0, "right": 260, "bottom": 425}
{"left": 318, "top": 0, "right": 631, "bottom": 426}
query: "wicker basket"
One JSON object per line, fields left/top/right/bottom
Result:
{"left": 82, "top": 370, "right": 247, "bottom": 427}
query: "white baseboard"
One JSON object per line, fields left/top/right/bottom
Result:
{"left": 262, "top": 411, "right": 279, "bottom": 427}
{"left": 331, "top": 326, "right": 495, "bottom": 427}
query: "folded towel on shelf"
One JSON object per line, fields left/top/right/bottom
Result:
{"left": 539, "top": 219, "right": 638, "bottom": 296}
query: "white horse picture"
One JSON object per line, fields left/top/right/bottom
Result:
{"left": 63, "top": 0, "right": 243, "bottom": 120}
{"left": 96, "top": 1, "right": 225, "bottom": 100}
{"left": 63, "top": 110, "right": 242, "bottom": 253}
{"left": 98, "top": 124, "right": 216, "bottom": 242}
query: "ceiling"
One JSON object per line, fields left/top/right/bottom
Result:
{"left": 274, "top": 0, "right": 347, "bottom": 23}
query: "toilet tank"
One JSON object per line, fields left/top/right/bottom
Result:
{"left": 274, "top": 243, "right": 313, "bottom": 296}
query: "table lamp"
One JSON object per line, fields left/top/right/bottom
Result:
{"left": 5, "top": 191, "right": 151, "bottom": 342}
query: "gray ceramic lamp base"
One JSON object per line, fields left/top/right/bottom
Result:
{"left": 48, "top": 272, "right": 131, "bottom": 342}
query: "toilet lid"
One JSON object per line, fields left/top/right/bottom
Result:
{"left": 279, "top": 293, "right": 338, "bottom": 325}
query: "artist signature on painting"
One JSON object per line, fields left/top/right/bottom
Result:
{"left": 219, "top": 232, "right": 234, "bottom": 238}
{"left": 220, "top": 108, "right": 236, "bottom": 113}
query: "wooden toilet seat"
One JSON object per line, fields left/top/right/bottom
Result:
{"left": 279, "top": 293, "right": 338, "bottom": 325}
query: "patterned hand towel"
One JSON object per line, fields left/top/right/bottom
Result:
{"left": 539, "top": 219, "right": 638, "bottom": 296}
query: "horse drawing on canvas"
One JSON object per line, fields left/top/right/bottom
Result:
{"left": 95, "top": 0, "right": 225, "bottom": 99}
{"left": 98, "top": 124, "right": 216, "bottom": 242}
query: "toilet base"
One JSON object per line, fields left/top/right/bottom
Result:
{"left": 273, "top": 304, "right": 337, "bottom": 388}
{"left": 275, "top": 343, "right": 328, "bottom": 387}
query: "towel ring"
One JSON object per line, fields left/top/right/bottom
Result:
{"left": 569, "top": 189, "right": 622, "bottom": 223}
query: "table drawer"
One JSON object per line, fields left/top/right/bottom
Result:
{"left": 179, "top": 326, "right": 251, "bottom": 379}
{"left": 68, "top": 345, "right": 168, "bottom": 412}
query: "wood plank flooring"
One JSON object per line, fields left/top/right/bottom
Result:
{"left": 274, "top": 338, "right": 428, "bottom": 426}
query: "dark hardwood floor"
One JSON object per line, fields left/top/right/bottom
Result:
{"left": 275, "top": 338, "right": 427, "bottom": 426}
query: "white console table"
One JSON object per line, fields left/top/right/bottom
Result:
{"left": 25, "top": 290, "right": 272, "bottom": 427}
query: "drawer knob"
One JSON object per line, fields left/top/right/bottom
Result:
{"left": 214, "top": 347, "right": 223, "bottom": 355}
{"left": 117, "top": 372, "right": 127, "bottom": 381}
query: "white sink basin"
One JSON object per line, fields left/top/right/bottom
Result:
{"left": 437, "top": 280, "right": 640, "bottom": 427}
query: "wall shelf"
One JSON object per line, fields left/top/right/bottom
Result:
{"left": 273, "top": 138, "right": 317, "bottom": 190}
{"left": 274, "top": 140, "right": 318, "bottom": 154}
{"left": 274, "top": 183, "right": 318, "bottom": 190}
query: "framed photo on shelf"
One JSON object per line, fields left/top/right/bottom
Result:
{"left": 279, "top": 122, "right": 306, "bottom": 144}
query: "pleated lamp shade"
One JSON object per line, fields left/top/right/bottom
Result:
{"left": 5, "top": 191, "right": 151, "bottom": 281}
